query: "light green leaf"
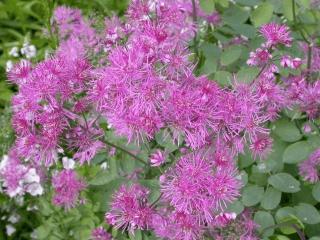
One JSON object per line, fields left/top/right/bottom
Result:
{"left": 273, "top": 118, "right": 302, "bottom": 142}
{"left": 254, "top": 211, "right": 275, "bottom": 237}
{"left": 214, "top": 71, "right": 232, "bottom": 86}
{"left": 199, "top": 0, "right": 215, "bottom": 14}
{"left": 242, "top": 185, "right": 264, "bottom": 206}
{"left": 261, "top": 187, "right": 282, "bottom": 210}
{"left": 295, "top": 203, "right": 320, "bottom": 224}
{"left": 226, "top": 200, "right": 244, "bottom": 214}
{"left": 251, "top": 2, "right": 274, "bottom": 27}
{"left": 222, "top": 5, "right": 249, "bottom": 25}
{"left": 89, "top": 171, "right": 117, "bottom": 186}
{"left": 282, "top": 0, "right": 295, "bottom": 21}
{"left": 283, "top": 141, "right": 312, "bottom": 164}
{"left": 312, "top": 182, "right": 320, "bottom": 202}
{"left": 268, "top": 173, "right": 300, "bottom": 193}
{"left": 221, "top": 45, "right": 242, "bottom": 66}
{"left": 236, "top": 67, "right": 260, "bottom": 83}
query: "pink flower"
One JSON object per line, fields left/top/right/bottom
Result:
{"left": 299, "top": 148, "right": 320, "bottom": 183}
{"left": 152, "top": 210, "right": 203, "bottom": 240}
{"left": 91, "top": 227, "right": 112, "bottom": 240}
{"left": 150, "top": 150, "right": 166, "bottom": 167}
{"left": 280, "top": 55, "right": 302, "bottom": 69}
{"left": 210, "top": 210, "right": 258, "bottom": 240}
{"left": 52, "top": 169, "right": 86, "bottom": 210}
{"left": 259, "top": 23, "right": 292, "bottom": 47}
{"left": 212, "top": 212, "right": 237, "bottom": 227}
{"left": 247, "top": 48, "right": 271, "bottom": 66}
{"left": 105, "top": 184, "right": 153, "bottom": 234}
{"left": 161, "top": 152, "right": 241, "bottom": 224}
{"left": 249, "top": 134, "right": 273, "bottom": 159}
{"left": 7, "top": 60, "right": 32, "bottom": 85}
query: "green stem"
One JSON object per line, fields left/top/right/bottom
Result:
{"left": 306, "top": 44, "right": 312, "bottom": 81}
{"left": 191, "top": 0, "right": 199, "bottom": 62}
{"left": 261, "top": 222, "right": 305, "bottom": 240}
{"left": 150, "top": 192, "right": 163, "bottom": 208}
{"left": 102, "top": 138, "right": 147, "bottom": 166}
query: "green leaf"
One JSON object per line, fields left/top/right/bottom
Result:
{"left": 251, "top": 2, "right": 274, "bottom": 27}
{"left": 236, "top": 67, "right": 260, "bottom": 83}
{"left": 89, "top": 171, "right": 117, "bottom": 185}
{"left": 312, "top": 182, "right": 320, "bottom": 202}
{"left": 229, "top": 23, "right": 256, "bottom": 38}
{"left": 273, "top": 118, "right": 302, "bottom": 142}
{"left": 261, "top": 187, "right": 282, "bottom": 210}
{"left": 283, "top": 141, "right": 312, "bottom": 164}
{"left": 268, "top": 173, "right": 300, "bottom": 193}
{"left": 295, "top": 203, "right": 320, "bottom": 224}
{"left": 282, "top": 0, "right": 295, "bottom": 21}
{"left": 235, "top": 0, "right": 262, "bottom": 5}
{"left": 199, "top": 0, "right": 215, "bottom": 14}
{"left": 214, "top": 71, "right": 232, "bottom": 86}
{"left": 221, "top": 45, "right": 242, "bottom": 66}
{"left": 254, "top": 211, "right": 275, "bottom": 237}
{"left": 222, "top": 5, "right": 249, "bottom": 25}
{"left": 226, "top": 200, "right": 244, "bottom": 214}
{"left": 129, "top": 230, "right": 142, "bottom": 240}
{"left": 242, "top": 185, "right": 264, "bottom": 206}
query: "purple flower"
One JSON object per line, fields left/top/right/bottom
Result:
{"left": 52, "top": 169, "right": 86, "bottom": 210}
{"left": 161, "top": 152, "right": 241, "bottom": 224}
{"left": 259, "top": 23, "right": 292, "bottom": 47}
{"left": 91, "top": 227, "right": 112, "bottom": 240}
{"left": 249, "top": 134, "right": 273, "bottom": 159}
{"left": 150, "top": 150, "right": 166, "bottom": 167}
{"left": 105, "top": 184, "right": 153, "bottom": 234}
{"left": 299, "top": 148, "right": 320, "bottom": 183}
{"left": 247, "top": 48, "right": 272, "bottom": 66}
{"left": 152, "top": 209, "right": 203, "bottom": 240}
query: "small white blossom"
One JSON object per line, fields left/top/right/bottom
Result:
{"left": 21, "top": 41, "right": 36, "bottom": 59}
{"left": 6, "top": 60, "right": 13, "bottom": 72}
{"left": 8, "top": 214, "right": 20, "bottom": 224}
{"left": 62, "top": 157, "right": 75, "bottom": 169}
{"left": 26, "top": 182, "right": 43, "bottom": 196}
{"left": 6, "top": 224, "right": 16, "bottom": 236}
{"left": 9, "top": 47, "right": 19, "bottom": 57}
{"left": 100, "top": 162, "right": 108, "bottom": 170}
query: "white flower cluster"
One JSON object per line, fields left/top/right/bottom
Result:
{"left": 6, "top": 39, "right": 37, "bottom": 72}
{"left": 0, "top": 155, "right": 43, "bottom": 197}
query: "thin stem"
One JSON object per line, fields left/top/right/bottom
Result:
{"left": 150, "top": 192, "right": 163, "bottom": 208}
{"left": 291, "top": 0, "right": 313, "bottom": 81}
{"left": 102, "top": 138, "right": 147, "bottom": 166}
{"left": 261, "top": 222, "right": 305, "bottom": 240}
{"left": 306, "top": 44, "right": 312, "bottom": 81}
{"left": 191, "top": 0, "right": 199, "bottom": 61}
{"left": 292, "top": 0, "right": 297, "bottom": 23}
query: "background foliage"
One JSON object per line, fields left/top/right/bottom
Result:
{"left": 0, "top": 0, "right": 320, "bottom": 239}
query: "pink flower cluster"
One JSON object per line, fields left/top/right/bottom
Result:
{"left": 105, "top": 184, "right": 153, "bottom": 234}
{"left": 299, "top": 148, "right": 320, "bottom": 183}
{"left": 52, "top": 169, "right": 86, "bottom": 210}
{"left": 3, "top": 0, "right": 319, "bottom": 239}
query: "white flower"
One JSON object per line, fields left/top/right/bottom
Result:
{"left": 100, "top": 162, "right": 108, "bottom": 170}
{"left": 9, "top": 47, "right": 19, "bottom": 57}
{"left": 24, "top": 168, "right": 40, "bottom": 183}
{"left": 6, "top": 224, "right": 16, "bottom": 236}
{"left": 6, "top": 60, "right": 13, "bottom": 72}
{"left": 21, "top": 41, "right": 36, "bottom": 59}
{"left": 26, "top": 183, "right": 43, "bottom": 196}
{"left": 0, "top": 155, "right": 9, "bottom": 171}
{"left": 62, "top": 157, "right": 75, "bottom": 169}
{"left": 8, "top": 214, "right": 20, "bottom": 224}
